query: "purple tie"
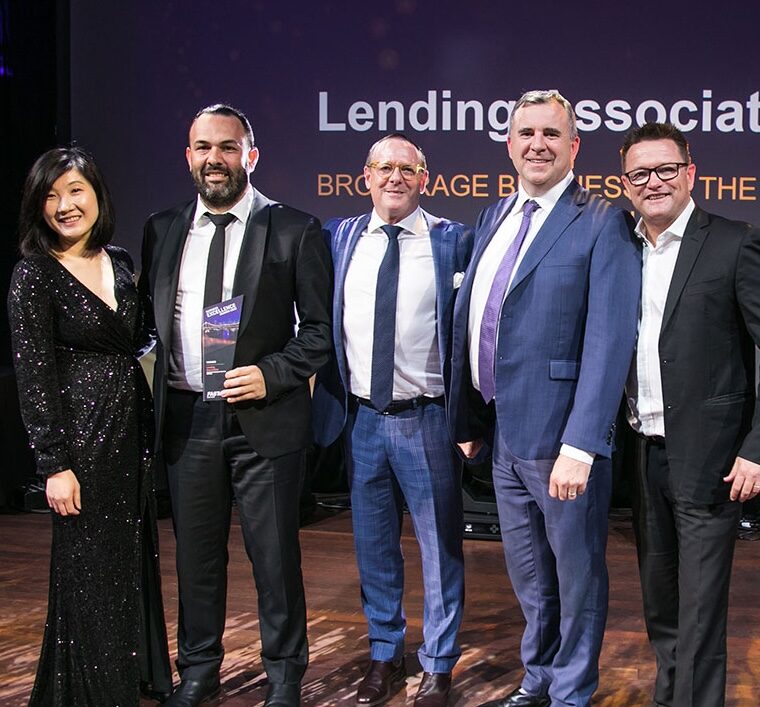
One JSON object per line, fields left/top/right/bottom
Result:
{"left": 478, "top": 199, "right": 539, "bottom": 403}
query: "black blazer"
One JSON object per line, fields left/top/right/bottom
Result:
{"left": 139, "top": 188, "right": 333, "bottom": 458}
{"left": 657, "top": 206, "right": 760, "bottom": 503}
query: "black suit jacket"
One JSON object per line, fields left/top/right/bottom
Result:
{"left": 139, "top": 188, "right": 333, "bottom": 458}
{"left": 657, "top": 205, "right": 760, "bottom": 503}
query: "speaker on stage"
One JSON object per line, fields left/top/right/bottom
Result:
{"left": 462, "top": 460, "right": 500, "bottom": 540}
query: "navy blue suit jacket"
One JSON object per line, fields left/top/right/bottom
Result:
{"left": 449, "top": 180, "right": 641, "bottom": 461}
{"left": 313, "top": 211, "right": 473, "bottom": 447}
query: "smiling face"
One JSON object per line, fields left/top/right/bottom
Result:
{"left": 622, "top": 138, "right": 695, "bottom": 242}
{"left": 507, "top": 100, "right": 580, "bottom": 197}
{"left": 186, "top": 112, "right": 259, "bottom": 211}
{"left": 43, "top": 169, "right": 100, "bottom": 250}
{"left": 363, "top": 137, "right": 428, "bottom": 224}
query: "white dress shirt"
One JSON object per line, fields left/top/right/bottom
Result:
{"left": 468, "top": 172, "right": 575, "bottom": 390}
{"left": 343, "top": 207, "right": 444, "bottom": 400}
{"left": 468, "top": 172, "right": 592, "bottom": 464}
{"left": 168, "top": 186, "right": 254, "bottom": 391}
{"left": 628, "top": 199, "right": 696, "bottom": 437}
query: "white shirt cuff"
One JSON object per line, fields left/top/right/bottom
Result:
{"left": 560, "top": 444, "right": 595, "bottom": 466}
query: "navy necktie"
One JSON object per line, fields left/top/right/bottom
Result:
{"left": 478, "top": 199, "right": 539, "bottom": 403}
{"left": 370, "top": 224, "right": 403, "bottom": 412}
{"left": 204, "top": 212, "right": 236, "bottom": 307}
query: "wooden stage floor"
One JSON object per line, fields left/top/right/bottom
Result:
{"left": 1, "top": 505, "right": 759, "bottom": 706}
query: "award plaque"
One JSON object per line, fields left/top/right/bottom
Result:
{"left": 202, "top": 295, "right": 244, "bottom": 401}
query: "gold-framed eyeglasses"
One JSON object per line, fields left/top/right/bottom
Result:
{"left": 367, "top": 161, "right": 425, "bottom": 180}
{"left": 623, "top": 162, "right": 689, "bottom": 186}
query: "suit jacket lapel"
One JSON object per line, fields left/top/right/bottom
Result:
{"left": 453, "top": 193, "right": 517, "bottom": 331}
{"left": 333, "top": 214, "right": 369, "bottom": 385}
{"left": 233, "top": 188, "right": 274, "bottom": 333}
{"left": 426, "top": 212, "right": 454, "bottom": 373}
{"left": 508, "top": 181, "right": 584, "bottom": 295}
{"left": 661, "top": 207, "right": 710, "bottom": 330}
{"left": 155, "top": 202, "right": 194, "bottom": 348}
{"left": 471, "top": 194, "right": 517, "bottom": 266}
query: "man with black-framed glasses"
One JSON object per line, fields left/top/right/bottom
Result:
{"left": 313, "top": 133, "right": 473, "bottom": 707}
{"left": 621, "top": 121, "right": 760, "bottom": 707}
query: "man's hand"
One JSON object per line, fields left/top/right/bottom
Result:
{"left": 223, "top": 365, "right": 267, "bottom": 403}
{"left": 549, "top": 454, "right": 591, "bottom": 501}
{"left": 46, "top": 469, "right": 81, "bottom": 516}
{"left": 457, "top": 439, "right": 484, "bottom": 459}
{"left": 724, "top": 456, "right": 760, "bottom": 502}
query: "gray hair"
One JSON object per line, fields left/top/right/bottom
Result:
{"left": 508, "top": 89, "right": 578, "bottom": 140}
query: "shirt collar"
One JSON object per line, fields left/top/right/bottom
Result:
{"left": 192, "top": 184, "right": 254, "bottom": 228}
{"left": 368, "top": 206, "right": 425, "bottom": 236}
{"left": 515, "top": 171, "right": 575, "bottom": 214}
{"left": 634, "top": 198, "right": 695, "bottom": 247}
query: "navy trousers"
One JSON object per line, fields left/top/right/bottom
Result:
{"left": 345, "top": 400, "right": 465, "bottom": 673}
{"left": 492, "top": 428, "right": 611, "bottom": 707}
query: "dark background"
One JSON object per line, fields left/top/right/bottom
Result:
{"left": 2, "top": 1, "right": 760, "bottom": 504}
{"left": 68, "top": 1, "right": 760, "bottom": 253}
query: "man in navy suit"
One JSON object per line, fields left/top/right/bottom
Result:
{"left": 449, "top": 91, "right": 641, "bottom": 707}
{"left": 313, "top": 134, "right": 472, "bottom": 707}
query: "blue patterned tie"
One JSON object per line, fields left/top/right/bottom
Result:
{"left": 478, "top": 200, "right": 539, "bottom": 403}
{"left": 204, "top": 212, "right": 236, "bottom": 307}
{"left": 370, "top": 224, "right": 403, "bottom": 412}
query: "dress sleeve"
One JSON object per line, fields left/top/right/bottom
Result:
{"left": 7, "top": 258, "right": 72, "bottom": 477}
{"left": 110, "top": 245, "right": 155, "bottom": 357}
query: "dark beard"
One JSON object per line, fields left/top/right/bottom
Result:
{"left": 192, "top": 164, "right": 249, "bottom": 209}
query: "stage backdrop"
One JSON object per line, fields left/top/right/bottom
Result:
{"left": 68, "top": 1, "right": 760, "bottom": 259}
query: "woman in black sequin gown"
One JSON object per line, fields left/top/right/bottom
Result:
{"left": 7, "top": 148, "right": 172, "bottom": 706}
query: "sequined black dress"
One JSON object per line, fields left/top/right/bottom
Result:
{"left": 8, "top": 246, "right": 172, "bottom": 707}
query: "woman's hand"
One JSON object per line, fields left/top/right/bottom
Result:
{"left": 46, "top": 469, "right": 81, "bottom": 516}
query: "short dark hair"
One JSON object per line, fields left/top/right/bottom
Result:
{"left": 365, "top": 132, "right": 427, "bottom": 169}
{"left": 18, "top": 147, "right": 115, "bottom": 258}
{"left": 192, "top": 103, "right": 255, "bottom": 150}
{"left": 620, "top": 122, "right": 691, "bottom": 170}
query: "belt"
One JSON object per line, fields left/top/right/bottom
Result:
{"left": 167, "top": 387, "right": 202, "bottom": 398}
{"left": 350, "top": 394, "right": 444, "bottom": 415}
{"left": 637, "top": 432, "right": 665, "bottom": 446}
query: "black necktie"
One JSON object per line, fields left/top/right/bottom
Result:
{"left": 370, "top": 224, "right": 403, "bottom": 412}
{"left": 203, "top": 212, "right": 236, "bottom": 307}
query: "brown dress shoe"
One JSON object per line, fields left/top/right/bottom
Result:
{"left": 355, "top": 658, "right": 406, "bottom": 706}
{"left": 414, "top": 672, "right": 452, "bottom": 706}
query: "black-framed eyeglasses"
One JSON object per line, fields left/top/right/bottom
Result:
{"left": 367, "top": 161, "right": 425, "bottom": 180}
{"left": 623, "top": 162, "right": 690, "bottom": 186}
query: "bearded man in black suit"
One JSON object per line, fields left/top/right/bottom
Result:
{"left": 140, "top": 104, "right": 332, "bottom": 707}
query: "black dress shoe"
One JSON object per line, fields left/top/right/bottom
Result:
{"left": 140, "top": 680, "right": 173, "bottom": 703}
{"left": 264, "top": 682, "right": 301, "bottom": 706}
{"left": 414, "top": 672, "right": 452, "bottom": 706}
{"left": 478, "top": 686, "right": 550, "bottom": 707}
{"left": 355, "top": 658, "right": 406, "bottom": 706}
{"left": 164, "top": 678, "right": 221, "bottom": 707}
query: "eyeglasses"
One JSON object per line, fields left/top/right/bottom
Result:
{"left": 623, "top": 162, "right": 690, "bottom": 186}
{"left": 367, "top": 161, "right": 425, "bottom": 180}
